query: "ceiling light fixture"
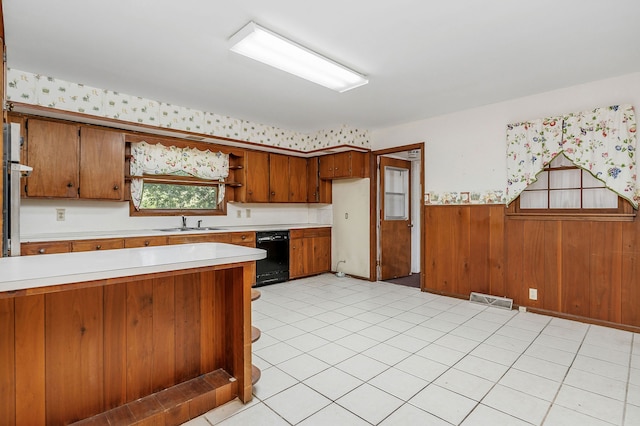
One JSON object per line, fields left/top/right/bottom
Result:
{"left": 229, "top": 21, "right": 368, "bottom": 93}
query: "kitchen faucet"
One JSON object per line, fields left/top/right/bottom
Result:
{"left": 181, "top": 216, "right": 187, "bottom": 229}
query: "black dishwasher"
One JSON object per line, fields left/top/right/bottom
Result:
{"left": 255, "top": 230, "right": 289, "bottom": 286}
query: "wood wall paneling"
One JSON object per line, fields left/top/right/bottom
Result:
{"left": 0, "top": 298, "right": 16, "bottom": 424}
{"left": 469, "top": 206, "right": 490, "bottom": 295}
{"left": 15, "top": 295, "right": 45, "bottom": 425}
{"left": 621, "top": 219, "right": 640, "bottom": 326}
{"left": 175, "top": 273, "right": 202, "bottom": 383}
{"left": 488, "top": 206, "right": 506, "bottom": 297}
{"left": 126, "top": 279, "right": 154, "bottom": 401}
{"left": 103, "top": 283, "right": 127, "bottom": 410}
{"left": 561, "top": 222, "right": 591, "bottom": 318}
{"left": 425, "top": 204, "right": 640, "bottom": 330}
{"left": 45, "top": 287, "right": 104, "bottom": 424}
{"left": 152, "top": 277, "right": 177, "bottom": 392}
{"left": 542, "top": 222, "right": 561, "bottom": 313}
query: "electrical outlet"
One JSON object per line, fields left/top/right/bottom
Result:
{"left": 56, "top": 208, "right": 65, "bottom": 221}
{"left": 246, "top": 208, "right": 251, "bottom": 218}
{"left": 236, "top": 210, "right": 242, "bottom": 218}
{"left": 529, "top": 288, "right": 538, "bottom": 300}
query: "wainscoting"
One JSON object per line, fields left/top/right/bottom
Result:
{"left": 424, "top": 205, "right": 640, "bottom": 330}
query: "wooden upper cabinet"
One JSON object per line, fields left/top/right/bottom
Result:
{"left": 79, "top": 127, "right": 124, "bottom": 200}
{"left": 269, "top": 153, "right": 290, "bottom": 202}
{"left": 242, "top": 151, "right": 311, "bottom": 203}
{"left": 244, "top": 151, "right": 270, "bottom": 202}
{"left": 319, "top": 151, "right": 367, "bottom": 179}
{"left": 307, "top": 157, "right": 331, "bottom": 203}
{"left": 25, "top": 119, "right": 126, "bottom": 201}
{"left": 26, "top": 119, "right": 80, "bottom": 198}
{"left": 288, "top": 156, "right": 308, "bottom": 203}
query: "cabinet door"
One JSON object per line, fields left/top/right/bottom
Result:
{"left": 289, "top": 237, "right": 306, "bottom": 279}
{"left": 311, "top": 232, "right": 331, "bottom": 274}
{"left": 269, "top": 154, "right": 289, "bottom": 202}
{"left": 318, "top": 155, "right": 334, "bottom": 179}
{"left": 26, "top": 119, "right": 79, "bottom": 198}
{"left": 79, "top": 127, "right": 124, "bottom": 200}
{"left": 288, "top": 156, "right": 307, "bottom": 203}
{"left": 307, "top": 158, "right": 320, "bottom": 202}
{"left": 333, "top": 152, "right": 352, "bottom": 178}
{"left": 245, "top": 151, "right": 270, "bottom": 202}
{"left": 308, "top": 158, "right": 332, "bottom": 203}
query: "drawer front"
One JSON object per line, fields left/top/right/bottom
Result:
{"left": 302, "top": 227, "right": 331, "bottom": 238}
{"left": 71, "top": 238, "right": 124, "bottom": 252}
{"left": 167, "top": 233, "right": 232, "bottom": 245}
{"left": 21, "top": 241, "right": 71, "bottom": 255}
{"left": 230, "top": 232, "right": 255, "bottom": 246}
{"left": 124, "top": 236, "right": 168, "bottom": 248}
{"left": 289, "top": 229, "right": 304, "bottom": 239}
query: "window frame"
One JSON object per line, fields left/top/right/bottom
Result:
{"left": 506, "top": 160, "right": 636, "bottom": 221}
{"left": 126, "top": 134, "right": 236, "bottom": 217}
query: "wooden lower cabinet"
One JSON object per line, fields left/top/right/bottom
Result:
{"left": 289, "top": 227, "right": 331, "bottom": 279}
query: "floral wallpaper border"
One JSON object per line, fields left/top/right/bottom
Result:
{"left": 425, "top": 190, "right": 506, "bottom": 205}
{"left": 6, "top": 69, "right": 370, "bottom": 152}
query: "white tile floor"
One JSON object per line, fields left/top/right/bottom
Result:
{"left": 184, "top": 274, "right": 640, "bottom": 425}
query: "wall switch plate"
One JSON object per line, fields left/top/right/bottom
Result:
{"left": 246, "top": 209, "right": 251, "bottom": 218}
{"left": 56, "top": 208, "right": 65, "bottom": 221}
{"left": 236, "top": 210, "right": 242, "bottom": 218}
{"left": 529, "top": 288, "right": 538, "bottom": 300}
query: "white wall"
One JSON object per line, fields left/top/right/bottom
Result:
{"left": 370, "top": 72, "right": 640, "bottom": 192}
{"left": 20, "top": 199, "right": 332, "bottom": 236}
{"left": 332, "top": 179, "right": 370, "bottom": 278}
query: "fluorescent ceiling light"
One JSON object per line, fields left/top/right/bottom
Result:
{"left": 229, "top": 21, "right": 368, "bottom": 93}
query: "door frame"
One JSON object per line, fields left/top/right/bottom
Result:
{"left": 369, "top": 142, "right": 425, "bottom": 289}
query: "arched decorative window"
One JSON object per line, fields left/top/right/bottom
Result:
{"left": 506, "top": 105, "right": 637, "bottom": 219}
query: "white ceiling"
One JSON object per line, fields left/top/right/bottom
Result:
{"left": 4, "top": 0, "right": 640, "bottom": 133}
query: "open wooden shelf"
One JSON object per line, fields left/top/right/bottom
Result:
{"left": 251, "top": 288, "right": 261, "bottom": 301}
{"left": 251, "top": 365, "right": 261, "bottom": 386}
{"left": 251, "top": 326, "right": 261, "bottom": 343}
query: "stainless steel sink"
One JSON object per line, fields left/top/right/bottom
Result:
{"left": 156, "top": 227, "right": 224, "bottom": 232}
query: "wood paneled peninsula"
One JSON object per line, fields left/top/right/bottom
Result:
{"left": 0, "top": 243, "right": 265, "bottom": 425}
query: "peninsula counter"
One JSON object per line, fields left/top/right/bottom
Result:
{"left": 0, "top": 243, "right": 265, "bottom": 425}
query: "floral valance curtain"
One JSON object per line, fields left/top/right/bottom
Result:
{"left": 506, "top": 104, "right": 638, "bottom": 207}
{"left": 129, "top": 141, "right": 229, "bottom": 210}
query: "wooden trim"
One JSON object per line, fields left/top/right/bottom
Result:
{"left": 371, "top": 142, "right": 425, "bottom": 284}
{"left": 9, "top": 103, "right": 371, "bottom": 157}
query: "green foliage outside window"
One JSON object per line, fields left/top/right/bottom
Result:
{"left": 140, "top": 183, "right": 218, "bottom": 210}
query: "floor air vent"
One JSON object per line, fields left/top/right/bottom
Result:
{"left": 469, "top": 292, "right": 513, "bottom": 310}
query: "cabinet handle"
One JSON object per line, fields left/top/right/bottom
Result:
{"left": 38, "top": 248, "right": 45, "bottom": 254}
{"left": 248, "top": 190, "right": 253, "bottom": 195}
{"left": 144, "top": 241, "right": 150, "bottom": 246}
{"left": 95, "top": 245, "right": 102, "bottom": 250}
{"left": 241, "top": 235, "right": 246, "bottom": 240}
{"left": 66, "top": 182, "right": 73, "bottom": 188}
{"left": 271, "top": 191, "right": 275, "bottom": 196}
{"left": 113, "top": 185, "right": 119, "bottom": 190}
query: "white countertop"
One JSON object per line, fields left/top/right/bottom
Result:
{"left": 0, "top": 243, "right": 266, "bottom": 293}
{"left": 21, "top": 223, "right": 331, "bottom": 243}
